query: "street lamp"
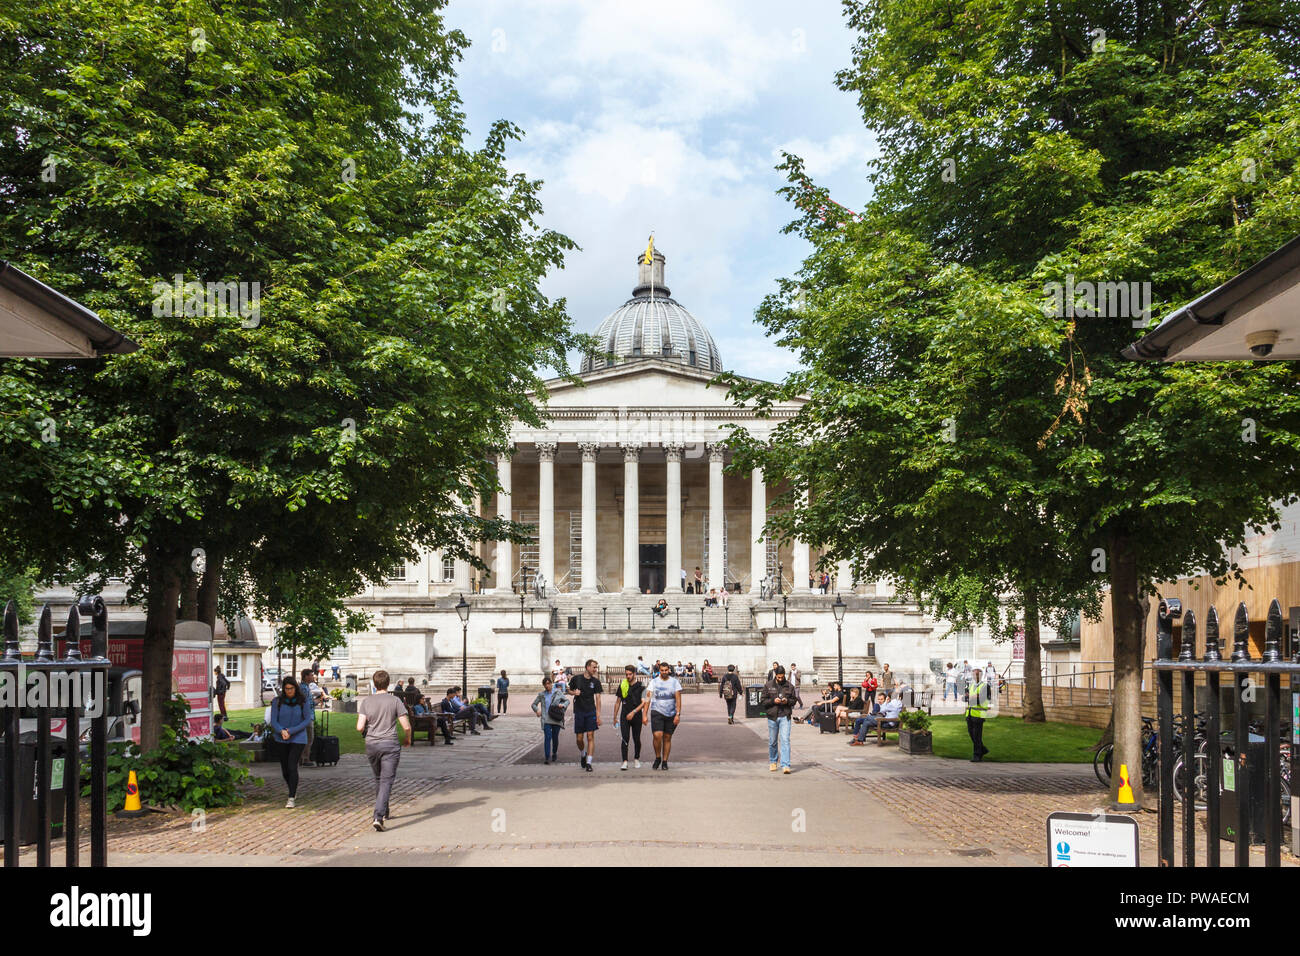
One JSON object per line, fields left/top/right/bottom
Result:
{"left": 832, "top": 592, "right": 846, "bottom": 686}
{"left": 455, "top": 593, "right": 471, "bottom": 696}
{"left": 777, "top": 562, "right": 783, "bottom": 596}
{"left": 519, "top": 565, "right": 528, "bottom": 627}
{"left": 781, "top": 594, "right": 788, "bottom": 629}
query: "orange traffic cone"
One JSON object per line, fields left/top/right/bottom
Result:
{"left": 1116, "top": 764, "right": 1136, "bottom": 805}
{"left": 115, "top": 769, "right": 145, "bottom": 818}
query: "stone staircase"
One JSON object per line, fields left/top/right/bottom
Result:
{"left": 811, "top": 656, "right": 878, "bottom": 684}
{"left": 424, "top": 655, "right": 498, "bottom": 690}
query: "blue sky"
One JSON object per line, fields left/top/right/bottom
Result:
{"left": 442, "top": 0, "right": 878, "bottom": 382}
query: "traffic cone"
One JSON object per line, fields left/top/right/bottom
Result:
{"left": 116, "top": 770, "right": 145, "bottom": 818}
{"left": 1116, "top": 764, "right": 1136, "bottom": 805}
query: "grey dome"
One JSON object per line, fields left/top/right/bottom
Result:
{"left": 581, "top": 249, "right": 722, "bottom": 374}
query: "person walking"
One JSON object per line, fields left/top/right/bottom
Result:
{"left": 719, "top": 664, "right": 743, "bottom": 724}
{"left": 211, "top": 666, "right": 230, "bottom": 720}
{"left": 760, "top": 665, "right": 800, "bottom": 774}
{"left": 532, "top": 676, "right": 566, "bottom": 764}
{"left": 613, "top": 664, "right": 646, "bottom": 770}
{"left": 943, "top": 662, "right": 957, "bottom": 702}
{"left": 644, "top": 660, "right": 682, "bottom": 770}
{"left": 299, "top": 668, "right": 324, "bottom": 766}
{"left": 789, "top": 662, "right": 801, "bottom": 688}
{"left": 269, "top": 676, "right": 314, "bottom": 808}
{"left": 568, "top": 658, "right": 602, "bottom": 772}
{"left": 965, "top": 668, "right": 991, "bottom": 761}
{"left": 879, "top": 663, "right": 896, "bottom": 699}
{"left": 496, "top": 670, "right": 510, "bottom": 714}
{"left": 356, "top": 669, "right": 412, "bottom": 831}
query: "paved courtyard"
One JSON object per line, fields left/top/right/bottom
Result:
{"left": 26, "top": 696, "right": 1295, "bottom": 866}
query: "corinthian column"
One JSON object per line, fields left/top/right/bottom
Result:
{"left": 750, "top": 467, "right": 766, "bottom": 594}
{"left": 621, "top": 442, "right": 641, "bottom": 593}
{"left": 708, "top": 443, "right": 725, "bottom": 591}
{"left": 792, "top": 486, "right": 810, "bottom": 594}
{"left": 665, "top": 443, "right": 684, "bottom": 592}
{"left": 537, "top": 441, "right": 557, "bottom": 592}
{"left": 492, "top": 448, "right": 513, "bottom": 593}
{"left": 579, "top": 442, "right": 599, "bottom": 593}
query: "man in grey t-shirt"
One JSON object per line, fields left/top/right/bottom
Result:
{"left": 357, "top": 670, "right": 412, "bottom": 831}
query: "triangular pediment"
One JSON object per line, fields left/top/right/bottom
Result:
{"left": 533, "top": 357, "right": 778, "bottom": 411}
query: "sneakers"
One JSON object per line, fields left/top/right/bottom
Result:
{"left": 471, "top": 730, "right": 481, "bottom": 735}
{"left": 661, "top": 761, "right": 669, "bottom": 771}
{"left": 652, "top": 757, "right": 662, "bottom": 770}
{"left": 769, "top": 763, "right": 779, "bottom": 772}
{"left": 372, "top": 817, "right": 384, "bottom": 832}
{"left": 782, "top": 767, "right": 792, "bottom": 774}
{"left": 584, "top": 760, "right": 593, "bottom": 772}
{"left": 848, "top": 739, "right": 865, "bottom": 746}
{"left": 286, "top": 797, "right": 296, "bottom": 808}
{"left": 634, "top": 759, "right": 641, "bottom": 769}
{"left": 620, "top": 760, "right": 628, "bottom": 771}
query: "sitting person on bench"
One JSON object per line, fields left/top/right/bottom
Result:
{"left": 804, "top": 683, "right": 843, "bottom": 724}
{"left": 441, "top": 688, "right": 482, "bottom": 735}
{"left": 456, "top": 688, "right": 493, "bottom": 727}
{"left": 836, "top": 686, "right": 866, "bottom": 724}
{"left": 849, "top": 693, "right": 902, "bottom": 744}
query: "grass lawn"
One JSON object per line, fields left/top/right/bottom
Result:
{"left": 224, "top": 706, "right": 367, "bottom": 756}
{"left": 882, "top": 714, "right": 1101, "bottom": 763}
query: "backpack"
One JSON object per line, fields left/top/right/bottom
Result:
{"left": 722, "top": 676, "right": 736, "bottom": 699}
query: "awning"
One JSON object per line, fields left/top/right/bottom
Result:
{"left": 1122, "top": 235, "right": 1300, "bottom": 362}
{"left": 0, "top": 261, "right": 138, "bottom": 358}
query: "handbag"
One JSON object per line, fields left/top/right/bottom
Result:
{"left": 545, "top": 690, "right": 567, "bottom": 723}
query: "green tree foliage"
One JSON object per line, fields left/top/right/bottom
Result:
{"left": 729, "top": 0, "right": 1300, "bottom": 803}
{"left": 0, "top": 0, "right": 580, "bottom": 747}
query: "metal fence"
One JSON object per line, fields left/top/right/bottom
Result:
{"left": 1153, "top": 597, "right": 1298, "bottom": 867}
{"left": 549, "top": 602, "right": 760, "bottom": 632}
{"left": 1, "top": 597, "right": 111, "bottom": 867}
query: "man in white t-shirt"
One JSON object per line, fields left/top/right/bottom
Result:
{"left": 642, "top": 661, "right": 683, "bottom": 770}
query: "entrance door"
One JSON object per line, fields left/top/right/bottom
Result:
{"left": 639, "top": 544, "right": 666, "bottom": 594}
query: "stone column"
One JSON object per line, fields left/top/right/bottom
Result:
{"left": 579, "top": 442, "right": 599, "bottom": 593}
{"left": 537, "top": 441, "right": 557, "bottom": 592}
{"left": 665, "top": 443, "right": 684, "bottom": 592}
{"left": 621, "top": 443, "right": 641, "bottom": 593}
{"left": 750, "top": 467, "right": 766, "bottom": 594}
{"left": 837, "top": 558, "right": 853, "bottom": 594}
{"left": 492, "top": 449, "right": 513, "bottom": 593}
{"left": 791, "top": 487, "right": 810, "bottom": 594}
{"left": 708, "top": 443, "right": 725, "bottom": 591}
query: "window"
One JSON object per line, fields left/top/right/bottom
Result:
{"left": 387, "top": 563, "right": 407, "bottom": 582}
{"left": 442, "top": 554, "right": 455, "bottom": 582}
{"left": 224, "top": 655, "right": 240, "bottom": 680}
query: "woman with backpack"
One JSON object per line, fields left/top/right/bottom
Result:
{"left": 531, "top": 675, "right": 566, "bottom": 765}
{"left": 718, "top": 664, "right": 743, "bottom": 724}
{"left": 269, "top": 675, "right": 314, "bottom": 808}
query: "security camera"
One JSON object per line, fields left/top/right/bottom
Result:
{"left": 1246, "top": 329, "right": 1279, "bottom": 358}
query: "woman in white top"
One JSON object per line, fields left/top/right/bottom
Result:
{"left": 944, "top": 663, "right": 958, "bottom": 702}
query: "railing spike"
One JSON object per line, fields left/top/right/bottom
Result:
{"left": 2, "top": 600, "right": 19, "bottom": 661}
{"left": 64, "top": 605, "right": 82, "bottom": 661}
{"left": 35, "top": 604, "right": 53, "bottom": 662}
{"left": 1263, "top": 598, "right": 1283, "bottom": 662}
{"left": 1230, "top": 602, "right": 1251, "bottom": 662}
{"left": 1203, "top": 606, "right": 1222, "bottom": 662}
{"left": 1179, "top": 609, "right": 1197, "bottom": 661}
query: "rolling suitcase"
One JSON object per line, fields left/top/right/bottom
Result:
{"left": 311, "top": 711, "right": 340, "bottom": 766}
{"left": 817, "top": 709, "right": 840, "bottom": 734}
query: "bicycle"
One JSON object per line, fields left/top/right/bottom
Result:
{"left": 1093, "top": 716, "right": 1163, "bottom": 789}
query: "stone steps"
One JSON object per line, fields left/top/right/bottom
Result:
{"left": 425, "top": 656, "right": 498, "bottom": 690}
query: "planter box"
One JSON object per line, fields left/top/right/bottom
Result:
{"left": 898, "top": 729, "right": 932, "bottom": 755}
{"left": 337, "top": 699, "right": 358, "bottom": 714}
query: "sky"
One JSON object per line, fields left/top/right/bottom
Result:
{"left": 441, "top": 0, "right": 878, "bottom": 382}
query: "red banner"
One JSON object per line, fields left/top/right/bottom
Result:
{"left": 56, "top": 638, "right": 145, "bottom": 669}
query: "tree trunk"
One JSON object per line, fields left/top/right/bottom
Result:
{"left": 1021, "top": 588, "right": 1046, "bottom": 722}
{"left": 1108, "top": 529, "right": 1145, "bottom": 807}
{"left": 140, "top": 544, "right": 184, "bottom": 752}
{"left": 197, "top": 546, "right": 223, "bottom": 635}
{"left": 177, "top": 554, "right": 198, "bottom": 621}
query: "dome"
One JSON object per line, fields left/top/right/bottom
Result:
{"left": 580, "top": 248, "right": 723, "bottom": 374}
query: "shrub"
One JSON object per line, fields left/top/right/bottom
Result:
{"left": 83, "top": 694, "right": 259, "bottom": 811}
{"left": 899, "top": 709, "right": 932, "bottom": 734}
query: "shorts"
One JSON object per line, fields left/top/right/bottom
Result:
{"left": 573, "top": 710, "right": 598, "bottom": 734}
{"left": 651, "top": 711, "right": 678, "bottom": 734}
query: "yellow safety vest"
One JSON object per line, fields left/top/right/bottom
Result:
{"left": 965, "top": 681, "right": 988, "bottom": 719}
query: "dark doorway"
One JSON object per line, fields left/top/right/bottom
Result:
{"left": 639, "top": 543, "right": 665, "bottom": 593}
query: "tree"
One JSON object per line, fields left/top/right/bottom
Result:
{"left": 730, "top": 0, "right": 1300, "bottom": 804}
{"left": 0, "top": 0, "right": 580, "bottom": 748}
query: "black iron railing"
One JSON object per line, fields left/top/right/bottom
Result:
{"left": 1153, "top": 597, "right": 1298, "bottom": 867}
{"left": 1, "top": 597, "right": 111, "bottom": 867}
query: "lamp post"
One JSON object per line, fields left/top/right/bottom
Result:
{"left": 455, "top": 593, "right": 470, "bottom": 696}
{"left": 777, "top": 562, "right": 783, "bottom": 596}
{"left": 832, "top": 592, "right": 847, "bottom": 686}
{"left": 519, "top": 565, "right": 527, "bottom": 628}
{"left": 782, "top": 594, "right": 788, "bottom": 629}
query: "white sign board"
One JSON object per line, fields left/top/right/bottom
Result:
{"left": 1046, "top": 811, "right": 1139, "bottom": 867}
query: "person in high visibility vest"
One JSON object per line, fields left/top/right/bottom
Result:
{"left": 964, "top": 672, "right": 990, "bottom": 762}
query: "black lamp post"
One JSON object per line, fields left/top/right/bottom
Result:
{"left": 832, "top": 592, "right": 847, "bottom": 686}
{"left": 455, "top": 593, "right": 470, "bottom": 695}
{"left": 519, "top": 565, "right": 527, "bottom": 627}
{"left": 777, "top": 562, "right": 783, "bottom": 596}
{"left": 782, "top": 594, "right": 788, "bottom": 629}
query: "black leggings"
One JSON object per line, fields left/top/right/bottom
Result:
{"left": 279, "top": 742, "right": 306, "bottom": 797}
{"left": 724, "top": 695, "right": 738, "bottom": 718}
{"left": 497, "top": 694, "right": 508, "bottom": 713}
{"left": 620, "top": 713, "right": 643, "bottom": 760}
